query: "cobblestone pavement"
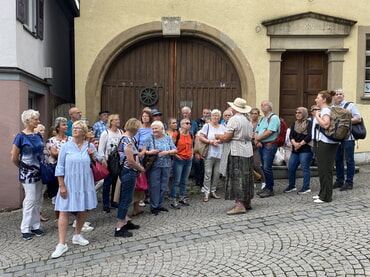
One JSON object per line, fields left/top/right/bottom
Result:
{"left": 1, "top": 166, "right": 370, "bottom": 277}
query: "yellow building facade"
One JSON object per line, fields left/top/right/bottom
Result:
{"left": 74, "top": 0, "right": 370, "bottom": 160}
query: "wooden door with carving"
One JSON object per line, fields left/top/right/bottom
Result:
{"left": 101, "top": 37, "right": 241, "bottom": 123}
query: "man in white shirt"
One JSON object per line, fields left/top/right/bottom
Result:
{"left": 332, "top": 89, "right": 362, "bottom": 191}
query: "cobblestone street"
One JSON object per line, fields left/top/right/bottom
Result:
{"left": 1, "top": 166, "right": 370, "bottom": 276}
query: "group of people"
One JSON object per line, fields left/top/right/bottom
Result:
{"left": 11, "top": 89, "right": 362, "bottom": 259}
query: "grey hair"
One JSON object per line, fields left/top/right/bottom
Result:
{"left": 180, "top": 118, "right": 190, "bottom": 125}
{"left": 181, "top": 106, "right": 191, "bottom": 113}
{"left": 335, "top": 88, "right": 344, "bottom": 96}
{"left": 261, "top": 100, "right": 273, "bottom": 109}
{"left": 151, "top": 120, "right": 166, "bottom": 135}
{"left": 54, "top": 117, "right": 68, "bottom": 128}
{"left": 21, "top": 109, "right": 40, "bottom": 126}
{"left": 211, "top": 109, "right": 221, "bottom": 117}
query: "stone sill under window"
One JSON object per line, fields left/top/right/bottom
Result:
{"left": 360, "top": 94, "right": 370, "bottom": 102}
{"left": 22, "top": 24, "right": 38, "bottom": 39}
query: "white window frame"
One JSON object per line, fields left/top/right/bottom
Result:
{"left": 23, "top": 0, "right": 37, "bottom": 35}
{"left": 365, "top": 37, "right": 370, "bottom": 93}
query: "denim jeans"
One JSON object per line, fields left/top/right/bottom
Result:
{"left": 102, "top": 174, "right": 118, "bottom": 208}
{"left": 335, "top": 140, "right": 355, "bottom": 184}
{"left": 288, "top": 151, "right": 313, "bottom": 190}
{"left": 148, "top": 166, "right": 171, "bottom": 209}
{"left": 170, "top": 158, "right": 193, "bottom": 200}
{"left": 258, "top": 144, "right": 278, "bottom": 191}
{"left": 117, "top": 168, "right": 137, "bottom": 221}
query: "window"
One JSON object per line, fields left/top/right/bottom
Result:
{"left": 28, "top": 92, "right": 37, "bottom": 110}
{"left": 365, "top": 37, "right": 370, "bottom": 93}
{"left": 16, "top": 0, "right": 44, "bottom": 40}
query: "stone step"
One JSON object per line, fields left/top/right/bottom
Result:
{"left": 272, "top": 166, "right": 360, "bottom": 179}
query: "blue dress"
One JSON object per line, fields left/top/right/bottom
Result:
{"left": 55, "top": 141, "right": 99, "bottom": 212}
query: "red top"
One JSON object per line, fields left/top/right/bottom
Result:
{"left": 172, "top": 132, "right": 193, "bottom": 159}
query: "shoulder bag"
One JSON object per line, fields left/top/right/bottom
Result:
{"left": 142, "top": 135, "right": 157, "bottom": 171}
{"left": 89, "top": 143, "right": 109, "bottom": 182}
{"left": 194, "top": 124, "right": 209, "bottom": 157}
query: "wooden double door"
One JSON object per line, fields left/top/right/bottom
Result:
{"left": 102, "top": 37, "right": 241, "bottom": 122}
{"left": 280, "top": 51, "right": 328, "bottom": 126}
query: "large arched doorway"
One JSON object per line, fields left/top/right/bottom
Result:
{"left": 101, "top": 37, "right": 241, "bottom": 122}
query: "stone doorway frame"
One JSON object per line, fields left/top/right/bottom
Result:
{"left": 83, "top": 21, "right": 255, "bottom": 121}
{"left": 262, "top": 12, "right": 356, "bottom": 113}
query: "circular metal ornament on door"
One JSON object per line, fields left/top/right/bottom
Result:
{"left": 139, "top": 87, "right": 159, "bottom": 106}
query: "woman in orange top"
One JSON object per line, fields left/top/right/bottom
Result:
{"left": 169, "top": 118, "right": 193, "bottom": 209}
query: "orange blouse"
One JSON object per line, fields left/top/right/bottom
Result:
{"left": 172, "top": 132, "right": 193, "bottom": 160}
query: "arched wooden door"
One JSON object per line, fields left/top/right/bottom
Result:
{"left": 101, "top": 37, "right": 241, "bottom": 122}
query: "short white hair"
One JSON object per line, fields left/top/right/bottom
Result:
{"left": 211, "top": 109, "right": 221, "bottom": 117}
{"left": 151, "top": 120, "right": 165, "bottom": 135}
{"left": 335, "top": 88, "right": 344, "bottom": 96}
{"left": 21, "top": 109, "right": 40, "bottom": 126}
{"left": 181, "top": 106, "right": 191, "bottom": 113}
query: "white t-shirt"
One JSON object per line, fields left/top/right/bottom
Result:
{"left": 200, "top": 123, "right": 226, "bottom": 159}
{"left": 317, "top": 107, "right": 338, "bottom": 144}
{"left": 98, "top": 129, "right": 123, "bottom": 159}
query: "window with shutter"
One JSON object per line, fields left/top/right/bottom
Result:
{"left": 36, "top": 0, "right": 44, "bottom": 40}
{"left": 16, "top": 0, "right": 26, "bottom": 23}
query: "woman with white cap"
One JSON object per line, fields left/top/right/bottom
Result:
{"left": 215, "top": 98, "right": 254, "bottom": 215}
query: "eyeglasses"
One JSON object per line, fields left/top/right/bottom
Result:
{"left": 184, "top": 122, "right": 191, "bottom": 125}
{"left": 224, "top": 114, "right": 232, "bottom": 117}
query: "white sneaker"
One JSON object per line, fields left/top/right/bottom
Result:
{"left": 72, "top": 235, "right": 89, "bottom": 246}
{"left": 138, "top": 200, "right": 145, "bottom": 207}
{"left": 51, "top": 243, "right": 68, "bottom": 259}
{"left": 261, "top": 183, "right": 266, "bottom": 190}
{"left": 81, "top": 225, "right": 94, "bottom": 232}
{"left": 312, "top": 195, "right": 320, "bottom": 200}
{"left": 314, "top": 199, "right": 325, "bottom": 204}
{"left": 73, "top": 220, "right": 92, "bottom": 228}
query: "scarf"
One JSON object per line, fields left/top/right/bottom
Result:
{"left": 294, "top": 107, "right": 309, "bottom": 135}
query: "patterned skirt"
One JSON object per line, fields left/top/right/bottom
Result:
{"left": 224, "top": 154, "right": 254, "bottom": 201}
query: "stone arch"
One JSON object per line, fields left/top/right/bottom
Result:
{"left": 83, "top": 21, "right": 255, "bottom": 121}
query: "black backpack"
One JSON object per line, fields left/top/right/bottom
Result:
{"left": 107, "top": 144, "right": 121, "bottom": 176}
{"left": 107, "top": 130, "right": 123, "bottom": 176}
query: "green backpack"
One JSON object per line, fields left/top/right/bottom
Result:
{"left": 320, "top": 106, "right": 352, "bottom": 141}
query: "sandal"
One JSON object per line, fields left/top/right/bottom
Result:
{"left": 132, "top": 210, "right": 144, "bottom": 217}
{"left": 40, "top": 215, "right": 49, "bottom": 222}
{"left": 203, "top": 193, "right": 209, "bottom": 202}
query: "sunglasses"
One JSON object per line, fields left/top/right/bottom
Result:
{"left": 184, "top": 122, "right": 191, "bottom": 125}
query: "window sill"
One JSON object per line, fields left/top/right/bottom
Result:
{"left": 22, "top": 24, "right": 38, "bottom": 39}
{"left": 360, "top": 94, "right": 370, "bottom": 102}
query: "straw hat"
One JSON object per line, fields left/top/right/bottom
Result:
{"left": 227, "top": 97, "right": 252, "bottom": 113}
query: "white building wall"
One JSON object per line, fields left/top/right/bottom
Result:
{"left": 0, "top": 0, "right": 17, "bottom": 67}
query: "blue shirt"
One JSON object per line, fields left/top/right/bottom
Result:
{"left": 144, "top": 135, "right": 176, "bottom": 167}
{"left": 13, "top": 132, "right": 44, "bottom": 184}
{"left": 93, "top": 120, "right": 108, "bottom": 139}
{"left": 118, "top": 136, "right": 139, "bottom": 170}
{"left": 66, "top": 120, "right": 73, "bottom": 136}
{"left": 255, "top": 113, "right": 280, "bottom": 142}
{"left": 134, "top": 127, "right": 153, "bottom": 150}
